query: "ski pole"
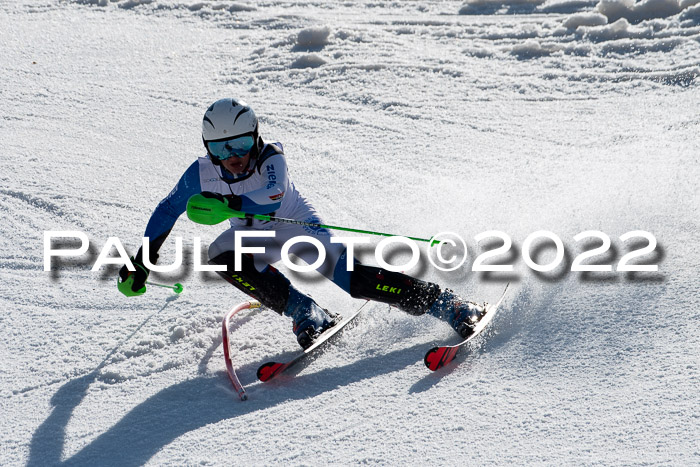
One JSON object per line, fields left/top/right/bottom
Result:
{"left": 146, "top": 281, "right": 184, "bottom": 294}
{"left": 186, "top": 194, "right": 442, "bottom": 246}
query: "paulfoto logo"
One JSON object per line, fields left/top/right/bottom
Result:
{"left": 43, "top": 229, "right": 660, "bottom": 276}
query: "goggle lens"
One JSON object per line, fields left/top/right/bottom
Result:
{"left": 207, "top": 136, "right": 254, "bottom": 160}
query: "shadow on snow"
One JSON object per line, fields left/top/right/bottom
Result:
{"left": 28, "top": 341, "right": 429, "bottom": 467}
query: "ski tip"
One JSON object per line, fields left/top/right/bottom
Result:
{"left": 257, "top": 362, "right": 285, "bottom": 382}
{"left": 424, "top": 346, "right": 458, "bottom": 371}
{"left": 424, "top": 347, "right": 442, "bottom": 371}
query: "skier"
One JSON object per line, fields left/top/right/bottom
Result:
{"left": 118, "top": 98, "right": 485, "bottom": 349}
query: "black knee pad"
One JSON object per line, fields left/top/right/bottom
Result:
{"left": 209, "top": 251, "right": 290, "bottom": 315}
{"left": 349, "top": 264, "right": 440, "bottom": 315}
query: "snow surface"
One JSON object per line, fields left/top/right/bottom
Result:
{"left": 1, "top": 0, "right": 699, "bottom": 465}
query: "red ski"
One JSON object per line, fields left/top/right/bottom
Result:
{"left": 424, "top": 283, "right": 510, "bottom": 371}
{"left": 257, "top": 302, "right": 367, "bottom": 382}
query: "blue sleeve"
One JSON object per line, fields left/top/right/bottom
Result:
{"left": 238, "top": 195, "right": 282, "bottom": 215}
{"left": 143, "top": 161, "right": 201, "bottom": 244}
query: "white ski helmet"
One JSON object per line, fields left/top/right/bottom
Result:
{"left": 202, "top": 98, "right": 259, "bottom": 163}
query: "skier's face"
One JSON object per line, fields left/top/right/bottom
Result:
{"left": 220, "top": 152, "right": 251, "bottom": 174}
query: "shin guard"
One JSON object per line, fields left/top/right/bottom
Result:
{"left": 349, "top": 264, "right": 440, "bottom": 315}
{"left": 209, "top": 251, "right": 290, "bottom": 315}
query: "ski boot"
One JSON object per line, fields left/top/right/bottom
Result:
{"left": 285, "top": 287, "right": 340, "bottom": 349}
{"left": 427, "top": 289, "right": 486, "bottom": 338}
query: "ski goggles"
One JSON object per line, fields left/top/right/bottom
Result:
{"left": 205, "top": 135, "right": 255, "bottom": 161}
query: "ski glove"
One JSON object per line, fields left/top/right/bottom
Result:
{"left": 200, "top": 191, "right": 243, "bottom": 211}
{"left": 118, "top": 250, "right": 157, "bottom": 297}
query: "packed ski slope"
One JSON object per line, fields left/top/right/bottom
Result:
{"left": 1, "top": 0, "right": 699, "bottom": 465}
